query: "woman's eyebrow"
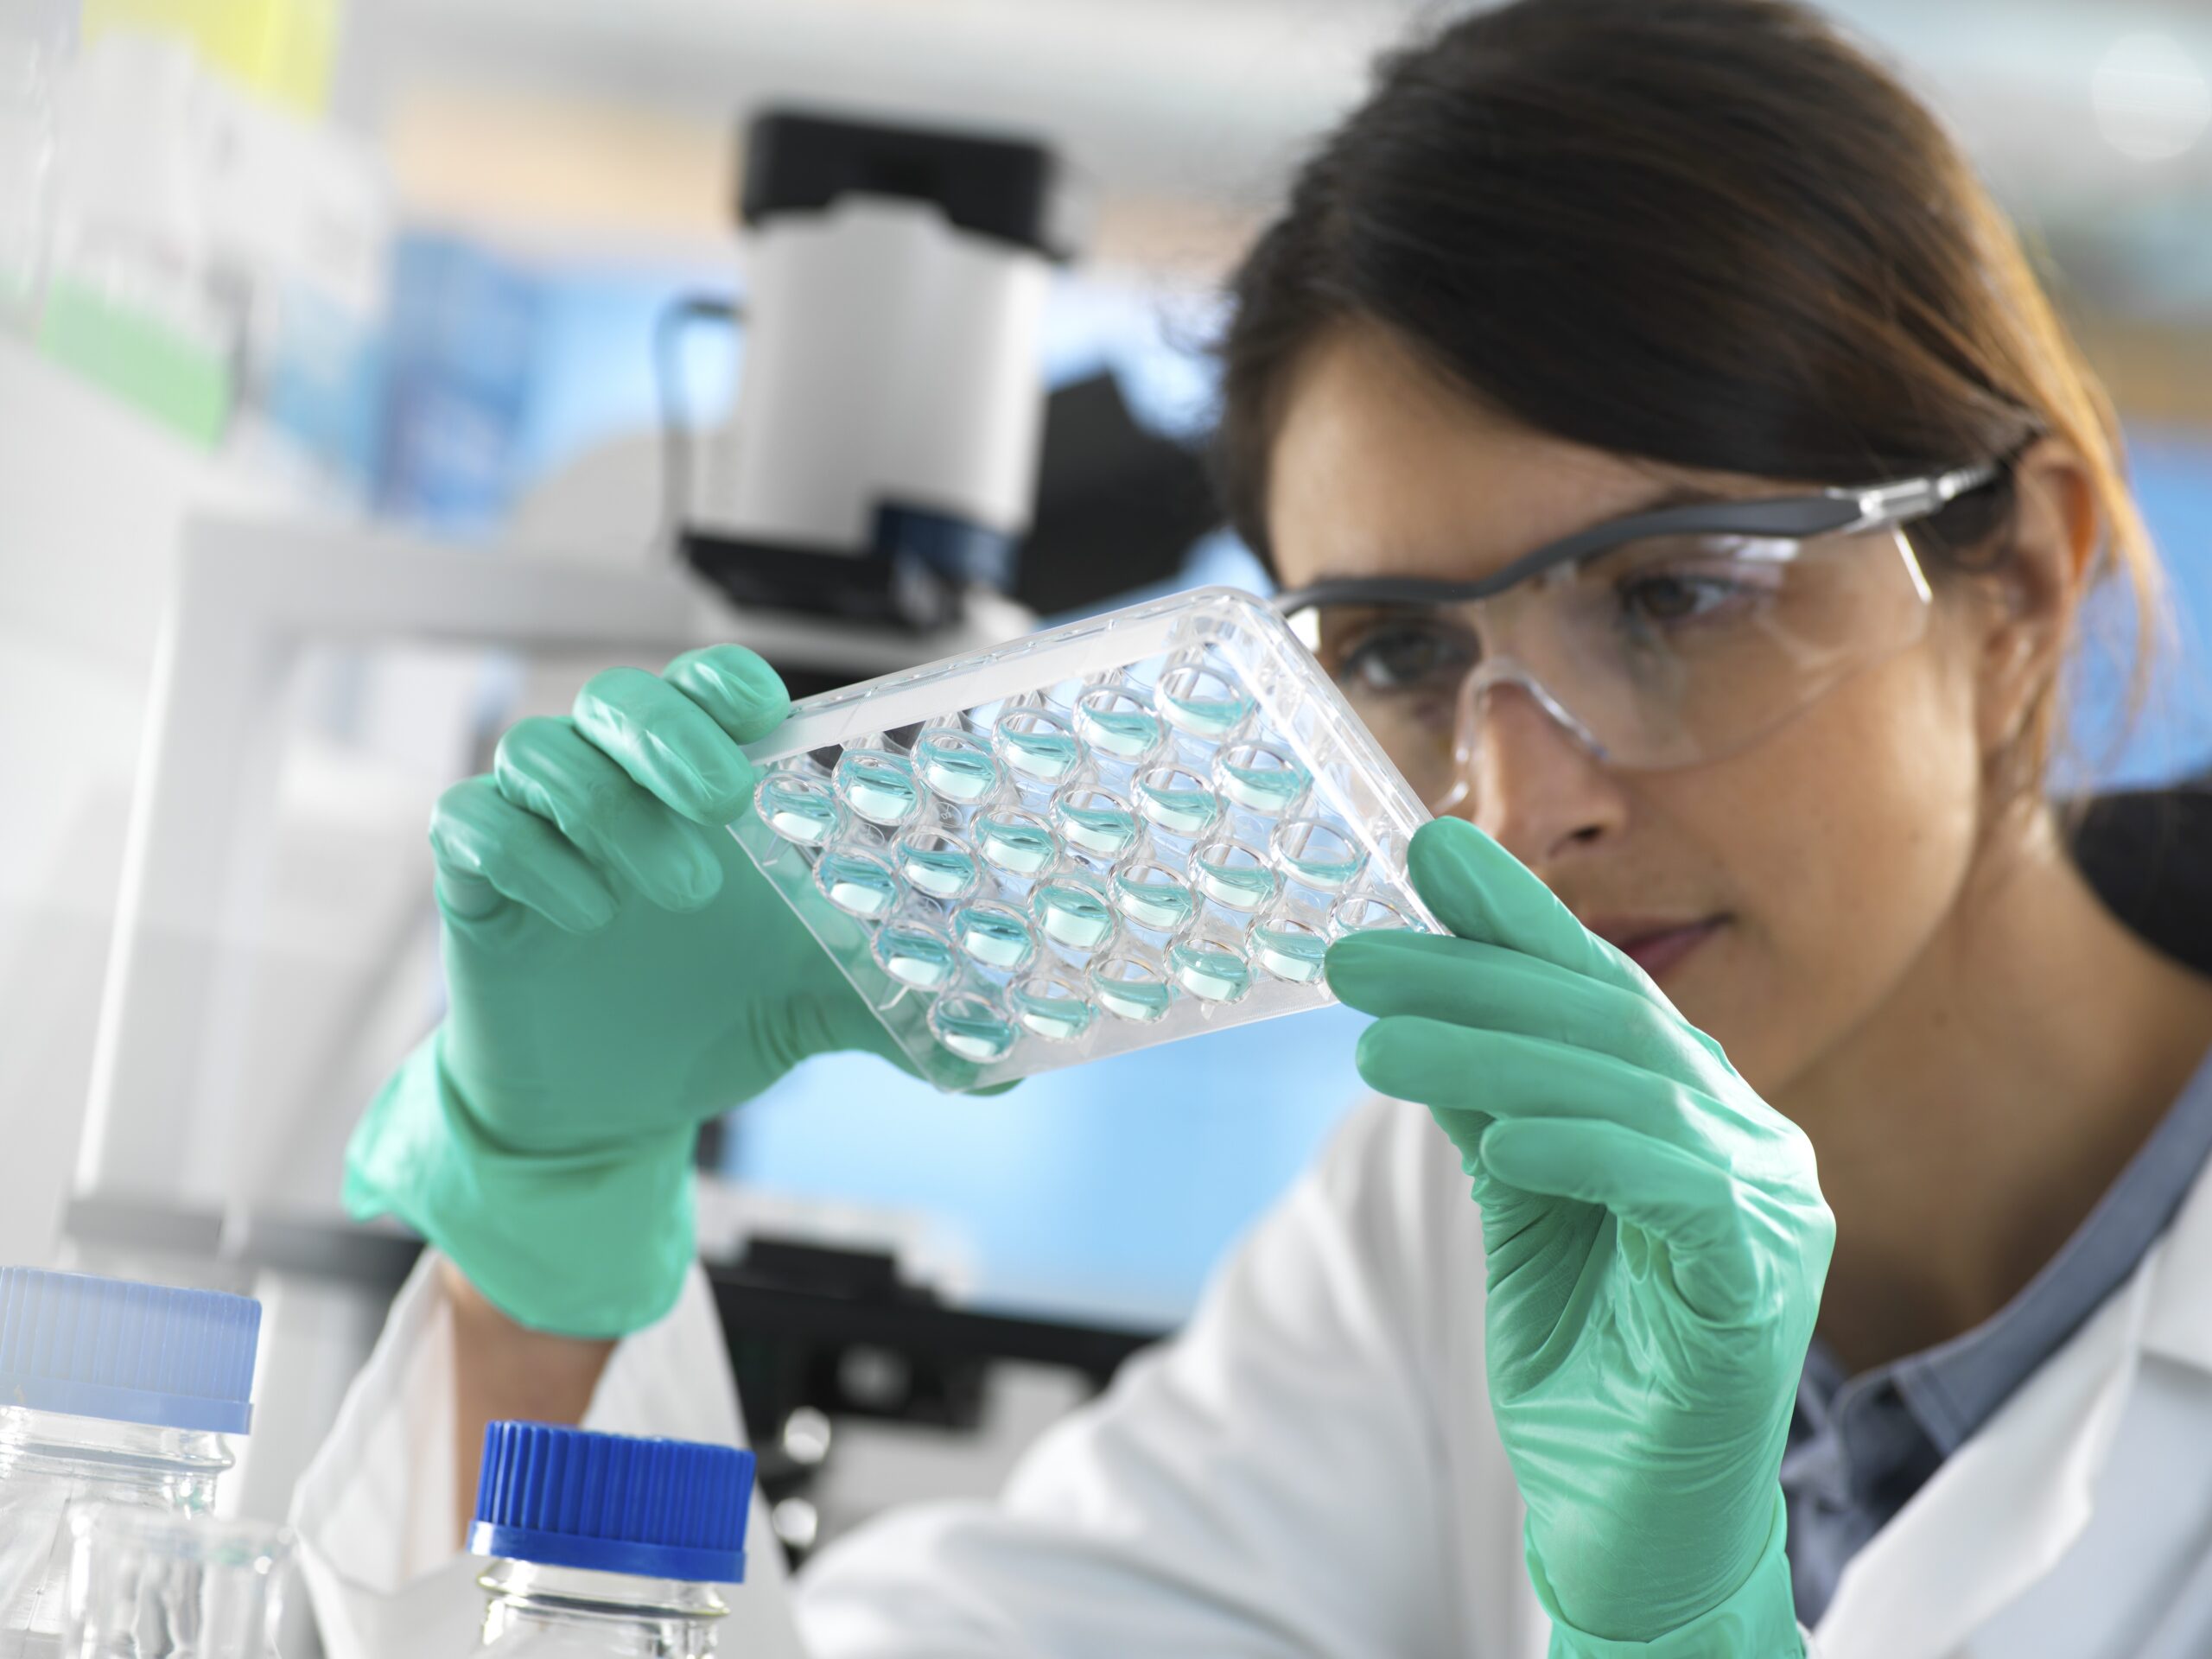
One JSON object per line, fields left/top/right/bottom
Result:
{"left": 1291, "top": 480, "right": 1781, "bottom": 588}
{"left": 1612, "top": 480, "right": 1752, "bottom": 516}
{"left": 1630, "top": 484, "right": 1722, "bottom": 512}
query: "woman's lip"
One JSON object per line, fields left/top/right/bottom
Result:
{"left": 1583, "top": 917, "right": 1726, "bottom": 979}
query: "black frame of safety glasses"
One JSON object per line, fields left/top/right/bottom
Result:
{"left": 1271, "top": 460, "right": 2001, "bottom": 617}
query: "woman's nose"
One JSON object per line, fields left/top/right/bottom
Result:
{"left": 1440, "top": 678, "right": 1629, "bottom": 867}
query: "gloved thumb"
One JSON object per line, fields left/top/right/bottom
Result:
{"left": 1405, "top": 817, "right": 1640, "bottom": 994}
{"left": 1407, "top": 820, "right": 1729, "bottom": 1067}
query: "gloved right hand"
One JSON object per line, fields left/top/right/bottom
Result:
{"left": 345, "top": 645, "right": 909, "bottom": 1338}
{"left": 1330, "top": 818, "right": 1830, "bottom": 1657}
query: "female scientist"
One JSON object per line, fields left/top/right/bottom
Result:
{"left": 301, "top": 0, "right": 2212, "bottom": 1653}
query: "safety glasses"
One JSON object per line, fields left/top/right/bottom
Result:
{"left": 1274, "top": 462, "right": 2000, "bottom": 811}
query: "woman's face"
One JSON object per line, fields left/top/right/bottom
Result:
{"left": 1267, "top": 323, "right": 1993, "bottom": 1094}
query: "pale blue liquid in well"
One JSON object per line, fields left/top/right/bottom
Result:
{"left": 1035, "top": 880, "right": 1116, "bottom": 950}
{"left": 917, "top": 734, "right": 1000, "bottom": 803}
{"left": 1014, "top": 982, "right": 1095, "bottom": 1042}
{"left": 876, "top": 924, "right": 957, "bottom": 989}
{"left": 1253, "top": 924, "right": 1328, "bottom": 984}
{"left": 1136, "top": 775, "right": 1221, "bottom": 836}
{"left": 1076, "top": 702, "right": 1163, "bottom": 760}
{"left": 817, "top": 852, "right": 899, "bottom": 919}
{"left": 998, "top": 721, "right": 1084, "bottom": 784}
{"left": 757, "top": 778, "right": 841, "bottom": 847}
{"left": 1092, "top": 966, "right": 1173, "bottom": 1023}
{"left": 956, "top": 906, "right": 1037, "bottom": 970}
{"left": 1170, "top": 940, "right": 1255, "bottom": 1003}
{"left": 1161, "top": 683, "right": 1255, "bottom": 741}
{"left": 979, "top": 815, "right": 1058, "bottom": 875}
{"left": 932, "top": 998, "right": 1018, "bottom": 1064}
{"left": 1056, "top": 798, "right": 1141, "bottom": 858}
{"left": 836, "top": 753, "right": 922, "bottom": 827}
{"left": 1193, "top": 849, "right": 1278, "bottom": 912}
{"left": 899, "top": 839, "right": 978, "bottom": 899}
{"left": 1218, "top": 756, "right": 1311, "bottom": 816}
{"left": 1112, "top": 869, "right": 1193, "bottom": 931}
{"left": 1274, "top": 823, "right": 1367, "bottom": 891}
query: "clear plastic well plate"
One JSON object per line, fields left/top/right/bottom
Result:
{"left": 731, "top": 587, "right": 1441, "bottom": 1091}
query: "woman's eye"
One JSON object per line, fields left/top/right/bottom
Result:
{"left": 1616, "top": 569, "right": 1764, "bottom": 628}
{"left": 1334, "top": 623, "right": 1471, "bottom": 691}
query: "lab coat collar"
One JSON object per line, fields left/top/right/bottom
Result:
{"left": 1813, "top": 1154, "right": 2212, "bottom": 1658}
{"left": 2140, "top": 1130, "right": 2212, "bottom": 1374}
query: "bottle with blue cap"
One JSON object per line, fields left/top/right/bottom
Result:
{"left": 0, "top": 1268, "right": 261, "bottom": 1655}
{"left": 468, "top": 1421, "right": 756, "bottom": 1656}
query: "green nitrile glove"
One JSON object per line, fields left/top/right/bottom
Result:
{"left": 1327, "top": 817, "right": 1832, "bottom": 1657}
{"left": 344, "top": 646, "right": 912, "bottom": 1338}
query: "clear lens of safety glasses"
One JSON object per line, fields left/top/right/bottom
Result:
{"left": 1298, "top": 526, "right": 1933, "bottom": 810}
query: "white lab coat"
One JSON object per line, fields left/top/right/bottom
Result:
{"left": 294, "top": 1094, "right": 2212, "bottom": 1658}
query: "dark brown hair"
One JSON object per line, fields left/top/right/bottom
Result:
{"left": 1214, "top": 0, "right": 2160, "bottom": 776}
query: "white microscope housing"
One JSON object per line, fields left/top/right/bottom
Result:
{"left": 688, "top": 111, "right": 1065, "bottom": 622}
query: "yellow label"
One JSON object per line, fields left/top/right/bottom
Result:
{"left": 82, "top": 0, "right": 340, "bottom": 114}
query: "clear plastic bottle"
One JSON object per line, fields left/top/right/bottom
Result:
{"left": 67, "top": 1506, "right": 291, "bottom": 1658}
{"left": 467, "top": 1421, "right": 756, "bottom": 1658}
{"left": 0, "top": 1269, "right": 261, "bottom": 1657}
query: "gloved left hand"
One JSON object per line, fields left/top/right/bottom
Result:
{"left": 1327, "top": 817, "right": 1833, "bottom": 1657}
{"left": 343, "top": 647, "right": 919, "bottom": 1340}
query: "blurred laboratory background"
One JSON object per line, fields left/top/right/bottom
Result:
{"left": 3, "top": 0, "right": 2210, "bottom": 1585}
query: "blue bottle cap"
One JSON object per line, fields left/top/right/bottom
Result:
{"left": 0, "top": 1268, "right": 259, "bottom": 1435}
{"left": 470, "top": 1421, "right": 755, "bottom": 1584}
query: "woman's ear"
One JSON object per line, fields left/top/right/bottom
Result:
{"left": 1972, "top": 437, "right": 2098, "bottom": 760}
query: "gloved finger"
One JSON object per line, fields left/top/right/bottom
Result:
{"left": 664, "top": 645, "right": 791, "bottom": 745}
{"left": 573, "top": 666, "right": 760, "bottom": 827}
{"left": 1328, "top": 930, "right": 1706, "bottom": 1080}
{"left": 493, "top": 716, "right": 726, "bottom": 913}
{"left": 1354, "top": 1015, "right": 1738, "bottom": 1160}
{"left": 767, "top": 982, "right": 915, "bottom": 1077}
{"left": 429, "top": 776, "right": 618, "bottom": 933}
{"left": 1446, "top": 1109, "right": 1502, "bottom": 1185}
{"left": 1475, "top": 1116, "right": 1759, "bottom": 1319}
{"left": 1404, "top": 817, "right": 1646, "bottom": 995}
